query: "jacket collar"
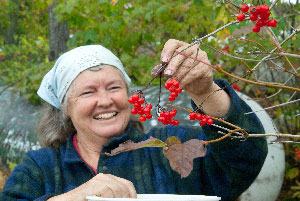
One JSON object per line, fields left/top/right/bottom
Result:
{"left": 63, "top": 121, "right": 146, "bottom": 164}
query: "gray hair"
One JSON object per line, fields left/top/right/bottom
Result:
{"left": 37, "top": 66, "right": 143, "bottom": 148}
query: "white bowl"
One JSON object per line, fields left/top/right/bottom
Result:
{"left": 86, "top": 194, "right": 221, "bottom": 201}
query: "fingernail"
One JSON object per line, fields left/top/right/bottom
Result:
{"left": 164, "top": 69, "right": 173, "bottom": 76}
{"left": 161, "top": 57, "right": 168, "bottom": 63}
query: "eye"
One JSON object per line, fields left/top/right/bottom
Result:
{"left": 81, "top": 91, "right": 92, "bottom": 96}
{"left": 110, "top": 86, "right": 121, "bottom": 90}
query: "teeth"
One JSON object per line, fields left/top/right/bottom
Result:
{"left": 94, "top": 112, "right": 117, "bottom": 120}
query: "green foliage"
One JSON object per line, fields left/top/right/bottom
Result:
{"left": 54, "top": 0, "right": 226, "bottom": 86}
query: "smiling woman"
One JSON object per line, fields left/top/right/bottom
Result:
{"left": 0, "top": 41, "right": 267, "bottom": 201}
{"left": 66, "top": 66, "right": 131, "bottom": 156}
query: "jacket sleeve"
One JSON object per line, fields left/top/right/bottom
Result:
{"left": 193, "top": 79, "right": 268, "bottom": 201}
{"left": 0, "top": 152, "right": 55, "bottom": 201}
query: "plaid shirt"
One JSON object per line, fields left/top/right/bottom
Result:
{"left": 0, "top": 80, "right": 267, "bottom": 201}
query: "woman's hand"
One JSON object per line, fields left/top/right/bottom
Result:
{"left": 48, "top": 173, "right": 137, "bottom": 201}
{"left": 152, "top": 39, "right": 213, "bottom": 97}
{"left": 152, "top": 39, "right": 231, "bottom": 117}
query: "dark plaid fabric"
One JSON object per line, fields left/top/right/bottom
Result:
{"left": 0, "top": 80, "right": 267, "bottom": 201}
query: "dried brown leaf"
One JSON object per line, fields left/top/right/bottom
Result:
{"left": 163, "top": 138, "right": 207, "bottom": 178}
{"left": 105, "top": 137, "right": 166, "bottom": 156}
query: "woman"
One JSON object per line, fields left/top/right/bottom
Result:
{"left": 0, "top": 39, "right": 267, "bottom": 201}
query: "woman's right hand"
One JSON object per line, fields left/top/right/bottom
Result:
{"left": 48, "top": 173, "right": 137, "bottom": 201}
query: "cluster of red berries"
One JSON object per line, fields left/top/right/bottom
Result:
{"left": 165, "top": 79, "right": 183, "bottom": 102}
{"left": 189, "top": 112, "right": 213, "bottom": 126}
{"left": 295, "top": 148, "right": 300, "bottom": 159}
{"left": 158, "top": 109, "right": 179, "bottom": 126}
{"left": 237, "top": 4, "right": 278, "bottom": 32}
{"left": 128, "top": 94, "right": 153, "bottom": 122}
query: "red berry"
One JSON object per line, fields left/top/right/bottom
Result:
{"left": 260, "top": 11, "right": 270, "bottom": 20}
{"left": 200, "top": 120, "right": 206, "bottom": 126}
{"left": 250, "top": 6, "right": 257, "bottom": 15}
{"left": 165, "top": 81, "right": 172, "bottom": 89}
{"left": 267, "top": 19, "right": 277, "bottom": 27}
{"left": 134, "top": 103, "right": 141, "bottom": 109}
{"left": 189, "top": 112, "right": 196, "bottom": 120}
{"left": 128, "top": 97, "right": 134, "bottom": 104}
{"left": 256, "top": 19, "right": 265, "bottom": 27}
{"left": 158, "top": 117, "right": 165, "bottom": 122}
{"left": 207, "top": 119, "right": 213, "bottom": 125}
{"left": 255, "top": 5, "right": 263, "bottom": 14}
{"left": 138, "top": 98, "right": 144, "bottom": 105}
{"left": 164, "top": 112, "right": 170, "bottom": 118}
{"left": 139, "top": 115, "right": 146, "bottom": 122}
{"left": 146, "top": 114, "right": 152, "bottom": 119}
{"left": 170, "top": 109, "right": 177, "bottom": 117}
{"left": 196, "top": 113, "right": 203, "bottom": 120}
{"left": 250, "top": 14, "right": 258, "bottom": 21}
{"left": 168, "top": 95, "right": 175, "bottom": 102}
{"left": 176, "top": 87, "right": 182, "bottom": 93}
{"left": 261, "top": 4, "right": 269, "bottom": 13}
{"left": 131, "top": 108, "right": 138, "bottom": 115}
{"left": 252, "top": 25, "right": 260, "bottom": 32}
{"left": 132, "top": 94, "right": 139, "bottom": 101}
{"left": 169, "top": 86, "right": 176, "bottom": 92}
{"left": 201, "top": 118, "right": 207, "bottom": 125}
{"left": 146, "top": 104, "right": 152, "bottom": 109}
{"left": 237, "top": 13, "right": 246, "bottom": 21}
{"left": 143, "top": 107, "right": 151, "bottom": 115}
{"left": 171, "top": 92, "right": 178, "bottom": 98}
{"left": 170, "top": 111, "right": 176, "bottom": 117}
{"left": 205, "top": 115, "right": 211, "bottom": 119}
{"left": 241, "top": 4, "right": 249, "bottom": 12}
{"left": 173, "top": 120, "right": 179, "bottom": 126}
{"left": 232, "top": 84, "right": 240, "bottom": 91}
{"left": 173, "top": 81, "right": 180, "bottom": 88}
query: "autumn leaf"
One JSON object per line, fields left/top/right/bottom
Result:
{"left": 105, "top": 137, "right": 166, "bottom": 156}
{"left": 163, "top": 137, "right": 207, "bottom": 178}
{"left": 106, "top": 136, "right": 207, "bottom": 178}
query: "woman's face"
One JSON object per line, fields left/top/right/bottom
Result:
{"left": 67, "top": 65, "right": 131, "bottom": 140}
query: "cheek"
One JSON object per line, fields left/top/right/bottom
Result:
{"left": 70, "top": 98, "right": 98, "bottom": 117}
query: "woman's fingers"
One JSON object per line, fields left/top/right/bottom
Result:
{"left": 160, "top": 39, "right": 187, "bottom": 63}
{"left": 97, "top": 174, "right": 136, "bottom": 198}
{"left": 116, "top": 176, "right": 137, "bottom": 198}
{"left": 164, "top": 45, "right": 195, "bottom": 77}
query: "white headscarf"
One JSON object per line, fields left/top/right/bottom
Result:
{"left": 37, "top": 45, "right": 131, "bottom": 109}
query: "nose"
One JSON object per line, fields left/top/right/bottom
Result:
{"left": 96, "top": 92, "right": 113, "bottom": 108}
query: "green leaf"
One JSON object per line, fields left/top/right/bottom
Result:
{"left": 286, "top": 167, "right": 299, "bottom": 180}
{"left": 193, "top": 0, "right": 204, "bottom": 6}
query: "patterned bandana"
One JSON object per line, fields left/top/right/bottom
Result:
{"left": 37, "top": 45, "right": 131, "bottom": 109}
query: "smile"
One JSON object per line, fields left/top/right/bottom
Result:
{"left": 93, "top": 112, "right": 118, "bottom": 120}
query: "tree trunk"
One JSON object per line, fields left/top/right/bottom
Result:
{"left": 48, "top": 1, "right": 69, "bottom": 61}
{"left": 4, "top": 0, "right": 20, "bottom": 45}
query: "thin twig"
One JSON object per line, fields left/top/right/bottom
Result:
{"left": 217, "top": 65, "right": 300, "bottom": 92}
{"left": 244, "top": 98, "right": 300, "bottom": 115}
{"left": 252, "top": 28, "right": 300, "bottom": 71}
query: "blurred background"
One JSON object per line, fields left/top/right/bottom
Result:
{"left": 0, "top": 0, "right": 299, "bottom": 200}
